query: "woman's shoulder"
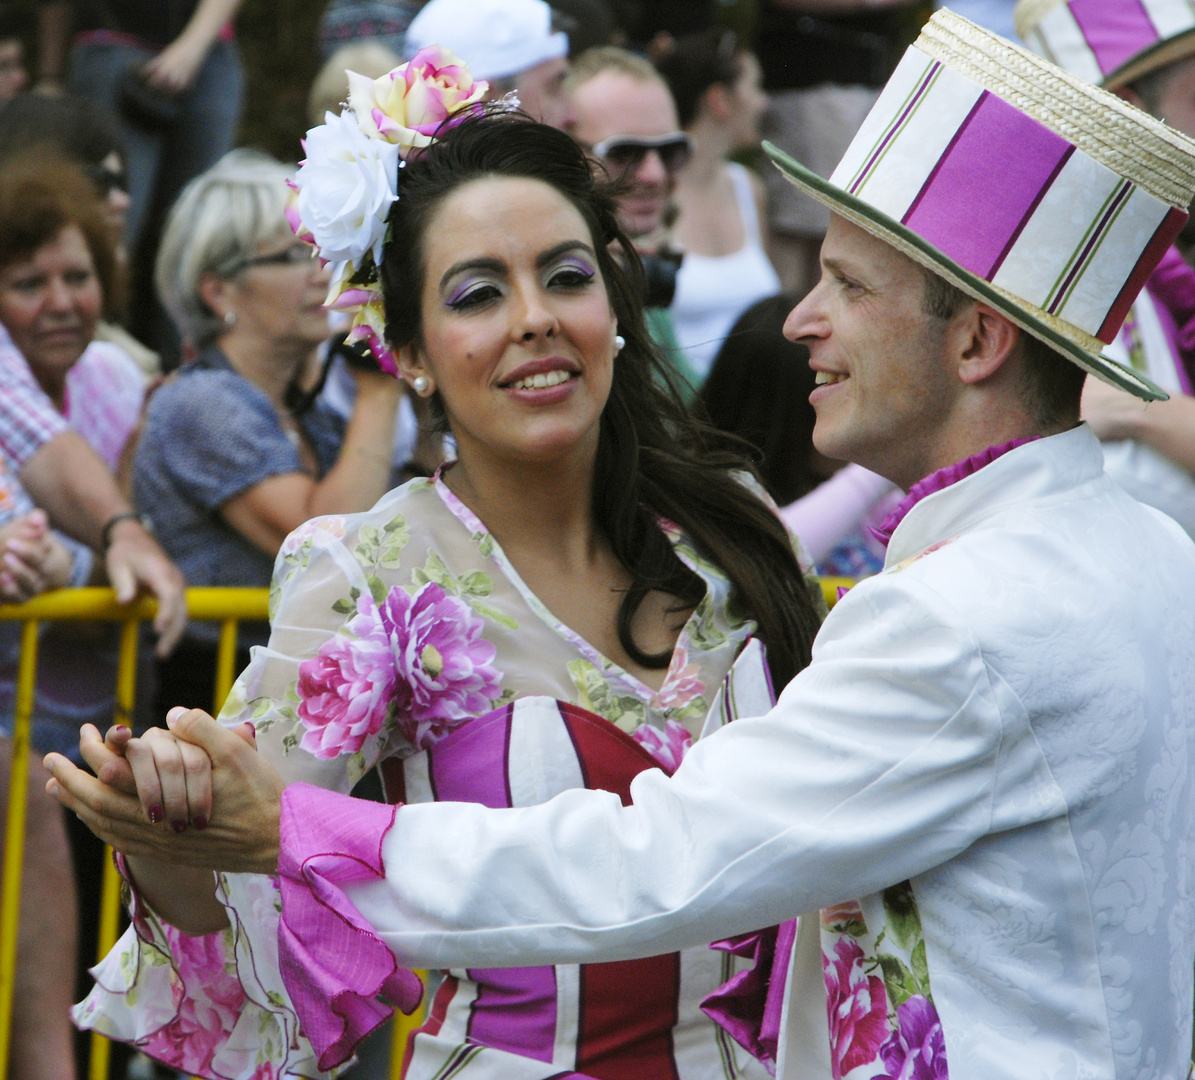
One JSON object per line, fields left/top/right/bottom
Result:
{"left": 146, "top": 365, "right": 270, "bottom": 426}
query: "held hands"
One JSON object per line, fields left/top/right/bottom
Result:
{"left": 44, "top": 708, "right": 285, "bottom": 875}
{"left": 0, "top": 510, "right": 72, "bottom": 603}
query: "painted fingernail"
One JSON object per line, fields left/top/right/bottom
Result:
{"left": 192, "top": 815, "right": 207, "bottom": 831}
{"left": 148, "top": 804, "right": 163, "bottom": 824}
{"left": 171, "top": 820, "right": 187, "bottom": 833}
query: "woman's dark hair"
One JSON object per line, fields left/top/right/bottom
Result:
{"left": 655, "top": 28, "right": 744, "bottom": 128}
{"left": 700, "top": 294, "right": 821, "bottom": 506}
{"left": 0, "top": 93, "right": 125, "bottom": 172}
{"left": 380, "top": 107, "right": 822, "bottom": 688}
{"left": 0, "top": 154, "right": 121, "bottom": 317}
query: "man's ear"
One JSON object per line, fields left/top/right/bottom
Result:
{"left": 1114, "top": 84, "right": 1145, "bottom": 110}
{"left": 954, "top": 302, "right": 1020, "bottom": 386}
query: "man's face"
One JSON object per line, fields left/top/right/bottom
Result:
{"left": 0, "top": 40, "right": 26, "bottom": 101}
{"left": 1148, "top": 54, "right": 1195, "bottom": 138}
{"left": 784, "top": 216, "right": 960, "bottom": 486}
{"left": 515, "top": 56, "right": 575, "bottom": 131}
{"left": 569, "top": 71, "right": 681, "bottom": 240}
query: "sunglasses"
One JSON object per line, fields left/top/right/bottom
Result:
{"left": 83, "top": 162, "right": 129, "bottom": 198}
{"left": 590, "top": 132, "right": 693, "bottom": 175}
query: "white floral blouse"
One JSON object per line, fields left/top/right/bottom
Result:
{"left": 74, "top": 471, "right": 814, "bottom": 1080}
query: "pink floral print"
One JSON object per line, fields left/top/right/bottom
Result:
{"left": 822, "top": 936, "right": 889, "bottom": 1079}
{"left": 297, "top": 582, "right": 503, "bottom": 757}
{"left": 140, "top": 929, "right": 246, "bottom": 1076}
{"left": 876, "top": 996, "right": 948, "bottom": 1080}
{"left": 632, "top": 718, "right": 693, "bottom": 772}
{"left": 650, "top": 645, "right": 705, "bottom": 713}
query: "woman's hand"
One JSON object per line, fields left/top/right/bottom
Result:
{"left": 45, "top": 708, "right": 284, "bottom": 874}
{"left": 141, "top": 33, "right": 209, "bottom": 95}
{"left": 1081, "top": 377, "right": 1149, "bottom": 441}
{"left": 0, "top": 510, "right": 72, "bottom": 603}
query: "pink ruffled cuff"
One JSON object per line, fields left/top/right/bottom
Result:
{"left": 700, "top": 918, "right": 798, "bottom": 1074}
{"left": 278, "top": 782, "right": 424, "bottom": 1072}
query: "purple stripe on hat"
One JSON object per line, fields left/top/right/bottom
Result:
{"left": 848, "top": 61, "right": 941, "bottom": 196}
{"left": 902, "top": 92, "right": 1073, "bottom": 280}
{"left": 466, "top": 965, "right": 558, "bottom": 1063}
{"left": 1049, "top": 179, "right": 1133, "bottom": 315}
{"left": 1068, "top": 0, "right": 1159, "bottom": 77}
{"left": 427, "top": 705, "right": 512, "bottom": 807}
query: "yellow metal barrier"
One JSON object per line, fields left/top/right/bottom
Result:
{"left": 0, "top": 579, "right": 853, "bottom": 1080}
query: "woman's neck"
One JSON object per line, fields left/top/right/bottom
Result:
{"left": 217, "top": 330, "right": 309, "bottom": 409}
{"left": 679, "top": 120, "right": 733, "bottom": 189}
{"left": 444, "top": 440, "right": 602, "bottom": 569}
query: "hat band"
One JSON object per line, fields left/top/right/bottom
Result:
{"left": 830, "top": 47, "right": 1187, "bottom": 343}
{"left": 1023, "top": 0, "right": 1195, "bottom": 86}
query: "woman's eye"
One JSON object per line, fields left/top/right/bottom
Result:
{"left": 447, "top": 283, "right": 501, "bottom": 311}
{"left": 8, "top": 276, "right": 42, "bottom": 293}
{"left": 548, "top": 265, "right": 595, "bottom": 289}
{"left": 64, "top": 269, "right": 93, "bottom": 287}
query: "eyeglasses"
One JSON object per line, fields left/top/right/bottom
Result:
{"left": 590, "top": 132, "right": 693, "bottom": 175}
{"left": 228, "top": 245, "right": 316, "bottom": 272}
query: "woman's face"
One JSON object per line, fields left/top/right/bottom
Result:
{"left": 728, "top": 52, "right": 769, "bottom": 150}
{"left": 404, "top": 175, "right": 619, "bottom": 467}
{"left": 0, "top": 223, "right": 102, "bottom": 395}
{"left": 223, "top": 233, "right": 331, "bottom": 352}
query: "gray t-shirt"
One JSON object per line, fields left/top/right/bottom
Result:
{"left": 134, "top": 348, "right": 345, "bottom": 645}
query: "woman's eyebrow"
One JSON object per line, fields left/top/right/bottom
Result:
{"left": 439, "top": 257, "right": 505, "bottom": 291}
{"left": 535, "top": 240, "right": 596, "bottom": 268}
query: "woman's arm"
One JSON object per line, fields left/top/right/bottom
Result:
{"left": 1082, "top": 380, "right": 1195, "bottom": 475}
{"left": 220, "top": 371, "right": 400, "bottom": 556}
{"left": 142, "top": 0, "right": 245, "bottom": 95}
{"left": 778, "top": 464, "right": 897, "bottom": 563}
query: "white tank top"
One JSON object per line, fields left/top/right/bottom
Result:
{"left": 670, "top": 163, "right": 782, "bottom": 381}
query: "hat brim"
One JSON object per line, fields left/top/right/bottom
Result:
{"left": 1102, "top": 28, "right": 1195, "bottom": 90}
{"left": 763, "top": 140, "right": 1168, "bottom": 402}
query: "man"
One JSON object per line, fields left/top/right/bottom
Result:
{"left": 566, "top": 45, "right": 701, "bottom": 389}
{"left": 1016, "top": 0, "right": 1195, "bottom": 539}
{"left": 54, "top": 12, "right": 1195, "bottom": 1079}
{"left": 405, "top": 0, "right": 575, "bottom": 130}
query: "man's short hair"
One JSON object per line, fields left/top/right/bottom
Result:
{"left": 566, "top": 45, "right": 666, "bottom": 93}
{"left": 919, "top": 268, "right": 1085, "bottom": 429}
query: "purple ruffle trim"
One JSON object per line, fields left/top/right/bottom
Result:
{"left": 871, "top": 437, "right": 1039, "bottom": 548}
{"left": 278, "top": 782, "right": 424, "bottom": 1072}
{"left": 700, "top": 918, "right": 798, "bottom": 1073}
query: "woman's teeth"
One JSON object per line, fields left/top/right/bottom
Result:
{"left": 511, "top": 370, "right": 572, "bottom": 390}
{"left": 815, "top": 371, "right": 847, "bottom": 385}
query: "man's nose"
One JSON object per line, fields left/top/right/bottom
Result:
{"left": 634, "top": 148, "right": 669, "bottom": 187}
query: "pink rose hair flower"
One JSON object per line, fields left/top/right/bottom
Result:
{"left": 297, "top": 583, "right": 503, "bottom": 758}
{"left": 822, "top": 936, "right": 888, "bottom": 1078}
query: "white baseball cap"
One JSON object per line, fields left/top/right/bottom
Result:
{"left": 405, "top": 0, "right": 569, "bottom": 82}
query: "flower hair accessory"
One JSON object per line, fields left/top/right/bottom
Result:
{"left": 288, "top": 46, "right": 488, "bottom": 375}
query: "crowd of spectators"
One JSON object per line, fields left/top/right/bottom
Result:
{"left": 0, "top": 0, "right": 1193, "bottom": 1078}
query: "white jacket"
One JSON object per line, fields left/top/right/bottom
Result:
{"left": 346, "top": 425, "right": 1195, "bottom": 1080}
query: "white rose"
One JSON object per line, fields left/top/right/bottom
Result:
{"left": 294, "top": 111, "right": 400, "bottom": 273}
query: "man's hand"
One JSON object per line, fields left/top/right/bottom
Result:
{"left": 104, "top": 518, "right": 187, "bottom": 655}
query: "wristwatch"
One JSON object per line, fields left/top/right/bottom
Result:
{"left": 100, "top": 511, "right": 154, "bottom": 552}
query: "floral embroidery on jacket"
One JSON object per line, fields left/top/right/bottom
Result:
{"left": 820, "top": 883, "right": 948, "bottom": 1080}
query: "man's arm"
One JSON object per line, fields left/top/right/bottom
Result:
{"left": 324, "top": 577, "right": 1022, "bottom": 971}
{"left": 19, "top": 431, "right": 186, "bottom": 654}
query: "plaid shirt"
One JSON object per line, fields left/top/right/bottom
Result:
{"left": 0, "top": 345, "right": 68, "bottom": 474}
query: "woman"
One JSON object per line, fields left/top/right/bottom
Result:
{"left": 56, "top": 87, "right": 823, "bottom": 1080}
{"left": 0, "top": 154, "right": 139, "bottom": 1080}
{"left": 657, "top": 30, "right": 780, "bottom": 381}
{"left": 138, "top": 148, "right": 401, "bottom": 714}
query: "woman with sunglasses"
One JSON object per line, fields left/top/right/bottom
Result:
{"left": 136, "top": 148, "right": 400, "bottom": 717}
{"left": 56, "top": 78, "right": 824, "bottom": 1078}
{"left": 656, "top": 30, "right": 780, "bottom": 384}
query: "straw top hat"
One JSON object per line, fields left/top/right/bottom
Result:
{"left": 1014, "top": 0, "right": 1195, "bottom": 89}
{"left": 764, "top": 9, "right": 1195, "bottom": 400}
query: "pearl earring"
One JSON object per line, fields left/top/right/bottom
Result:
{"left": 613, "top": 334, "right": 626, "bottom": 353}
{"left": 223, "top": 310, "right": 237, "bottom": 328}
{"left": 412, "top": 375, "right": 430, "bottom": 394}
